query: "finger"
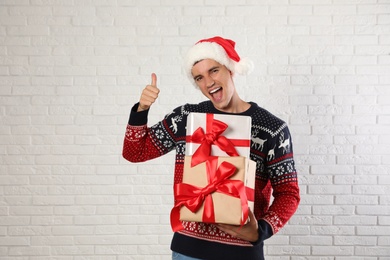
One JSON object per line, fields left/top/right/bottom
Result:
{"left": 138, "top": 95, "right": 155, "bottom": 111}
{"left": 217, "top": 224, "right": 239, "bottom": 234}
{"left": 248, "top": 210, "right": 258, "bottom": 227}
{"left": 140, "top": 93, "right": 157, "bottom": 106}
{"left": 216, "top": 225, "right": 235, "bottom": 236}
{"left": 151, "top": 73, "right": 157, "bottom": 87}
{"left": 140, "top": 95, "right": 154, "bottom": 105}
{"left": 146, "top": 84, "right": 160, "bottom": 96}
{"left": 248, "top": 210, "right": 255, "bottom": 222}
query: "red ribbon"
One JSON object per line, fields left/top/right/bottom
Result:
{"left": 246, "top": 187, "right": 254, "bottom": 202}
{"left": 170, "top": 157, "right": 249, "bottom": 232}
{"left": 189, "top": 114, "right": 239, "bottom": 167}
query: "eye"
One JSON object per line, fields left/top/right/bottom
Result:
{"left": 195, "top": 76, "right": 203, "bottom": 82}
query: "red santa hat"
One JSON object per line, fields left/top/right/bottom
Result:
{"left": 185, "top": 36, "right": 254, "bottom": 85}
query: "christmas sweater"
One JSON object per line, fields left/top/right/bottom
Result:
{"left": 122, "top": 101, "right": 300, "bottom": 260}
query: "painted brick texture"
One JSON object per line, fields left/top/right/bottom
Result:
{"left": 0, "top": 0, "right": 389, "bottom": 259}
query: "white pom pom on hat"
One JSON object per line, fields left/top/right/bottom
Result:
{"left": 185, "top": 36, "right": 254, "bottom": 85}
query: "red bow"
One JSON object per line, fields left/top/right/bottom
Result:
{"left": 170, "top": 157, "right": 249, "bottom": 232}
{"left": 189, "top": 114, "right": 239, "bottom": 167}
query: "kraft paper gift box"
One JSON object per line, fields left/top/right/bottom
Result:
{"left": 185, "top": 113, "right": 252, "bottom": 164}
{"left": 176, "top": 155, "right": 256, "bottom": 226}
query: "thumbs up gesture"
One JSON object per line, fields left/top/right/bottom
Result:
{"left": 137, "top": 73, "right": 160, "bottom": 112}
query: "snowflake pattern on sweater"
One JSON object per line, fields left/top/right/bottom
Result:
{"left": 123, "top": 101, "right": 300, "bottom": 248}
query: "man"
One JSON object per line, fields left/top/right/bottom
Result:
{"left": 123, "top": 36, "right": 300, "bottom": 260}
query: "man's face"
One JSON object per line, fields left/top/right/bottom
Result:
{"left": 191, "top": 59, "right": 236, "bottom": 112}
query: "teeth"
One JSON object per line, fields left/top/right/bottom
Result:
{"left": 209, "top": 87, "right": 221, "bottom": 94}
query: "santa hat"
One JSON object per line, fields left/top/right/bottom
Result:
{"left": 185, "top": 36, "right": 254, "bottom": 85}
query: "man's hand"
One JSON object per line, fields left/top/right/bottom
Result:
{"left": 216, "top": 210, "right": 259, "bottom": 242}
{"left": 137, "top": 73, "right": 160, "bottom": 112}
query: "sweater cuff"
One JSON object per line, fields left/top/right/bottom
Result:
{"left": 251, "top": 219, "right": 273, "bottom": 246}
{"left": 128, "top": 103, "right": 149, "bottom": 126}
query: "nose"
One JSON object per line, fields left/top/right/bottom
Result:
{"left": 205, "top": 76, "right": 215, "bottom": 88}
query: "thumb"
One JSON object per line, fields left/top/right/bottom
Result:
{"left": 151, "top": 73, "right": 157, "bottom": 87}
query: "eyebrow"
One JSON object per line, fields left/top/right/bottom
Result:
{"left": 208, "top": 66, "right": 220, "bottom": 72}
{"left": 193, "top": 66, "right": 220, "bottom": 80}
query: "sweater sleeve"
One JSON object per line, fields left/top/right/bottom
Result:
{"left": 122, "top": 103, "right": 188, "bottom": 163}
{"left": 262, "top": 125, "right": 300, "bottom": 234}
{"left": 122, "top": 103, "right": 176, "bottom": 163}
{"left": 251, "top": 219, "right": 273, "bottom": 246}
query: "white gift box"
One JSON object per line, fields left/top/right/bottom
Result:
{"left": 185, "top": 112, "right": 252, "bottom": 159}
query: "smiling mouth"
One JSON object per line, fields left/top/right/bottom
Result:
{"left": 209, "top": 87, "right": 222, "bottom": 94}
{"left": 209, "top": 87, "right": 223, "bottom": 101}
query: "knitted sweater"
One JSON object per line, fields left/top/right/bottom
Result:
{"left": 122, "top": 101, "right": 300, "bottom": 260}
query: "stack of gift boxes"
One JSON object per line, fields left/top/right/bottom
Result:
{"left": 170, "top": 113, "right": 256, "bottom": 232}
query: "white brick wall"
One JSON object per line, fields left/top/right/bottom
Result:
{"left": 1, "top": 0, "right": 389, "bottom": 259}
